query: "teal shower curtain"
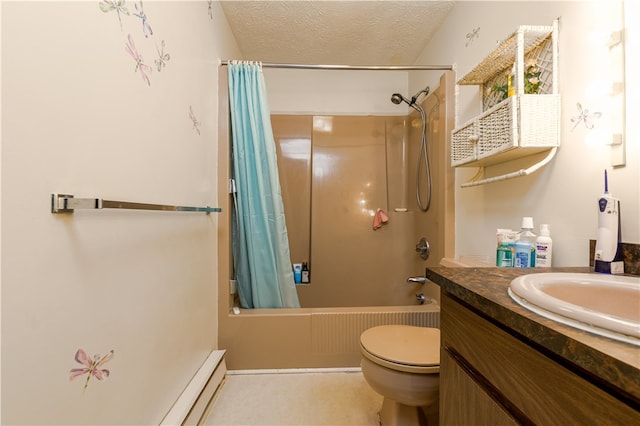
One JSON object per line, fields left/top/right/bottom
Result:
{"left": 228, "top": 61, "right": 301, "bottom": 309}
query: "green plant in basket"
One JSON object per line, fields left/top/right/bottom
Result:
{"left": 524, "top": 58, "right": 541, "bottom": 94}
{"left": 491, "top": 59, "right": 542, "bottom": 99}
{"left": 491, "top": 80, "right": 508, "bottom": 101}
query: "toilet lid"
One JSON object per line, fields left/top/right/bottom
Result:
{"left": 360, "top": 325, "right": 440, "bottom": 371}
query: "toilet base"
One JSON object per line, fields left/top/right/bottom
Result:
{"left": 378, "top": 397, "right": 439, "bottom": 426}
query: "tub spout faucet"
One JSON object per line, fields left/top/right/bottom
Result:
{"left": 407, "top": 276, "right": 427, "bottom": 284}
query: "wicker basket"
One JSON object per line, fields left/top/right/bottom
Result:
{"left": 477, "top": 97, "right": 518, "bottom": 159}
{"left": 518, "top": 94, "right": 561, "bottom": 148}
{"left": 451, "top": 119, "right": 479, "bottom": 166}
{"left": 451, "top": 94, "right": 560, "bottom": 167}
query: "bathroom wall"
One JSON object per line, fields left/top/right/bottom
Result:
{"left": 1, "top": 1, "right": 240, "bottom": 424}
{"left": 264, "top": 68, "right": 409, "bottom": 115}
{"left": 414, "top": 0, "right": 639, "bottom": 266}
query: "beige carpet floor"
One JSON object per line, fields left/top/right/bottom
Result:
{"left": 203, "top": 369, "right": 383, "bottom": 425}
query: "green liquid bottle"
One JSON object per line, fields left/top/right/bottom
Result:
{"left": 496, "top": 242, "right": 514, "bottom": 267}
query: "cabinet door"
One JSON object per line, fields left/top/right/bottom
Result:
{"left": 440, "top": 349, "right": 519, "bottom": 426}
{"left": 441, "top": 293, "right": 640, "bottom": 424}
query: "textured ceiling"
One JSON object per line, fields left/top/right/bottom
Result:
{"left": 220, "top": 1, "right": 455, "bottom": 65}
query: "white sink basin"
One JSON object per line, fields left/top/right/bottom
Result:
{"left": 509, "top": 273, "right": 640, "bottom": 346}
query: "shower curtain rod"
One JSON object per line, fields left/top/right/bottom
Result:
{"left": 219, "top": 60, "right": 453, "bottom": 71}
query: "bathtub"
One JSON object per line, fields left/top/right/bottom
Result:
{"left": 218, "top": 303, "right": 440, "bottom": 370}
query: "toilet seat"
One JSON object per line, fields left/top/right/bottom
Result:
{"left": 360, "top": 325, "right": 440, "bottom": 374}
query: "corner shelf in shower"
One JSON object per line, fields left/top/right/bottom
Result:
{"left": 451, "top": 21, "right": 560, "bottom": 187}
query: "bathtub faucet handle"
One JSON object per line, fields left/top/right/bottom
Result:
{"left": 407, "top": 276, "right": 427, "bottom": 284}
{"left": 415, "top": 237, "right": 430, "bottom": 260}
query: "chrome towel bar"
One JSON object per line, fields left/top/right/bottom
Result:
{"left": 51, "top": 193, "right": 221, "bottom": 214}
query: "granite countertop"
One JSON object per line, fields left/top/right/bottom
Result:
{"left": 425, "top": 266, "right": 640, "bottom": 405}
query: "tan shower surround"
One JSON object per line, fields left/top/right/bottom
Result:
{"left": 218, "top": 72, "right": 455, "bottom": 369}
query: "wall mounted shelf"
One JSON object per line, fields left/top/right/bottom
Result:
{"left": 451, "top": 21, "right": 560, "bottom": 187}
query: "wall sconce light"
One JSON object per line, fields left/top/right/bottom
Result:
{"left": 608, "top": 23, "right": 626, "bottom": 167}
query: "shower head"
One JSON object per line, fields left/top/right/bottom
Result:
{"left": 391, "top": 92, "right": 425, "bottom": 114}
{"left": 391, "top": 93, "right": 411, "bottom": 105}
{"left": 391, "top": 86, "right": 430, "bottom": 108}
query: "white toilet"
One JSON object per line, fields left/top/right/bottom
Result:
{"left": 360, "top": 325, "right": 440, "bottom": 426}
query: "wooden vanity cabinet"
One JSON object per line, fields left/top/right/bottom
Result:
{"left": 440, "top": 293, "right": 640, "bottom": 425}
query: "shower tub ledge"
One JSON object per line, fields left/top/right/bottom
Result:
{"left": 219, "top": 304, "right": 440, "bottom": 370}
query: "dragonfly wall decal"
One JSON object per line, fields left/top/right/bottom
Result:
{"left": 133, "top": 1, "right": 153, "bottom": 38}
{"left": 571, "top": 102, "right": 602, "bottom": 131}
{"left": 466, "top": 27, "right": 480, "bottom": 47}
{"left": 125, "top": 34, "right": 152, "bottom": 86}
{"left": 189, "top": 105, "right": 201, "bottom": 135}
{"left": 69, "top": 348, "right": 114, "bottom": 392}
{"left": 99, "top": 0, "right": 130, "bottom": 31}
{"left": 155, "top": 40, "right": 170, "bottom": 72}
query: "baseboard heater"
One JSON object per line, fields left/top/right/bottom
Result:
{"left": 160, "top": 350, "right": 227, "bottom": 426}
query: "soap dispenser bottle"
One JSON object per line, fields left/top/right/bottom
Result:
{"left": 301, "top": 261, "right": 310, "bottom": 284}
{"left": 514, "top": 217, "right": 536, "bottom": 268}
{"left": 535, "top": 224, "right": 553, "bottom": 267}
